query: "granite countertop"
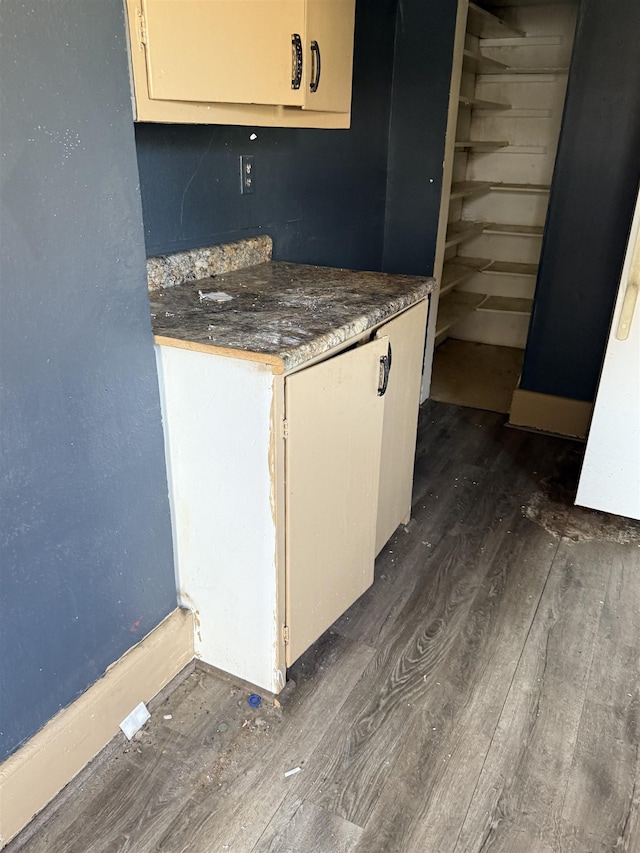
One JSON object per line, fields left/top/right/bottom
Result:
{"left": 150, "top": 261, "right": 435, "bottom": 373}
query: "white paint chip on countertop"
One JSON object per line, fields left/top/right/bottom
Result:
{"left": 198, "top": 290, "right": 234, "bottom": 302}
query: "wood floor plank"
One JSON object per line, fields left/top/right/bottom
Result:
{"left": 353, "top": 512, "right": 560, "bottom": 853}
{"left": 556, "top": 538, "right": 640, "bottom": 852}
{"left": 148, "top": 631, "right": 376, "bottom": 852}
{"left": 334, "top": 460, "right": 496, "bottom": 650}
{"left": 252, "top": 795, "right": 362, "bottom": 852}
{"left": 452, "top": 538, "right": 613, "bottom": 853}
{"left": 294, "top": 494, "right": 533, "bottom": 829}
{"left": 15, "top": 633, "right": 373, "bottom": 853}
{"left": 335, "top": 403, "right": 514, "bottom": 650}
{"left": 333, "top": 406, "right": 542, "bottom": 653}
{"left": 20, "top": 667, "right": 240, "bottom": 853}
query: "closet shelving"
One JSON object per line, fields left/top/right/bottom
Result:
{"left": 459, "top": 94, "right": 510, "bottom": 110}
{"left": 436, "top": 291, "right": 489, "bottom": 338}
{"left": 449, "top": 181, "right": 492, "bottom": 200}
{"left": 434, "top": 1, "right": 575, "bottom": 348}
{"left": 445, "top": 220, "right": 491, "bottom": 250}
{"left": 463, "top": 49, "right": 507, "bottom": 75}
{"left": 453, "top": 140, "right": 508, "bottom": 151}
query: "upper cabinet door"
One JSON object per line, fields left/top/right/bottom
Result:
{"left": 138, "top": 0, "right": 355, "bottom": 112}
{"left": 141, "top": 0, "right": 305, "bottom": 107}
{"left": 303, "top": 0, "right": 356, "bottom": 113}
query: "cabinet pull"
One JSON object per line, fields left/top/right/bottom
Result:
{"left": 310, "top": 40, "right": 321, "bottom": 92}
{"left": 378, "top": 343, "right": 392, "bottom": 396}
{"left": 291, "top": 34, "right": 303, "bottom": 90}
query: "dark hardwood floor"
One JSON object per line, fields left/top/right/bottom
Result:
{"left": 9, "top": 402, "right": 640, "bottom": 853}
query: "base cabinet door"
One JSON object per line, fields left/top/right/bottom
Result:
{"left": 284, "top": 337, "right": 387, "bottom": 664}
{"left": 375, "top": 299, "right": 429, "bottom": 554}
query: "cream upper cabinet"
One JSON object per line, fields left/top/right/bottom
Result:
{"left": 125, "top": 0, "right": 356, "bottom": 127}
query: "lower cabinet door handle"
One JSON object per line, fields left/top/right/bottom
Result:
{"left": 378, "top": 352, "right": 390, "bottom": 396}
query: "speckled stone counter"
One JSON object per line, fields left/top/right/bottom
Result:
{"left": 147, "top": 235, "right": 272, "bottom": 291}
{"left": 150, "top": 260, "right": 436, "bottom": 374}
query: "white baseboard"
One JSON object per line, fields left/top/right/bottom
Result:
{"left": 0, "top": 607, "right": 194, "bottom": 848}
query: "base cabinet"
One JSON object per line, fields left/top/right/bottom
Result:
{"left": 155, "top": 298, "right": 428, "bottom": 693}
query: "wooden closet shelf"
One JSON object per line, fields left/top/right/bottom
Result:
{"left": 436, "top": 291, "right": 489, "bottom": 337}
{"left": 477, "top": 296, "right": 533, "bottom": 315}
{"left": 467, "top": 3, "right": 526, "bottom": 40}
{"left": 482, "top": 260, "right": 538, "bottom": 277}
{"left": 450, "top": 182, "right": 550, "bottom": 199}
{"left": 482, "top": 223, "right": 544, "bottom": 238}
{"left": 447, "top": 222, "right": 543, "bottom": 249}
{"left": 449, "top": 181, "right": 492, "bottom": 200}
{"left": 459, "top": 95, "right": 510, "bottom": 111}
{"left": 489, "top": 183, "right": 550, "bottom": 194}
{"left": 445, "top": 221, "right": 493, "bottom": 250}
{"left": 463, "top": 49, "right": 508, "bottom": 75}
{"left": 441, "top": 258, "right": 493, "bottom": 295}
{"left": 479, "top": 65, "right": 570, "bottom": 75}
{"left": 454, "top": 140, "right": 509, "bottom": 152}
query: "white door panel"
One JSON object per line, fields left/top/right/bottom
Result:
{"left": 576, "top": 184, "right": 640, "bottom": 520}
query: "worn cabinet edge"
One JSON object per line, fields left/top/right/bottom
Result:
{"left": 155, "top": 344, "right": 287, "bottom": 694}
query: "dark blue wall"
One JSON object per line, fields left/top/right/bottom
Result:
{"left": 0, "top": 0, "right": 176, "bottom": 760}
{"left": 382, "top": 0, "right": 458, "bottom": 275}
{"left": 135, "top": 0, "right": 398, "bottom": 271}
{"left": 521, "top": 0, "right": 640, "bottom": 401}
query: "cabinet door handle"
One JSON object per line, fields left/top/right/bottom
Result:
{"left": 292, "top": 34, "right": 303, "bottom": 90}
{"left": 310, "top": 40, "right": 321, "bottom": 92}
{"left": 378, "top": 344, "right": 392, "bottom": 396}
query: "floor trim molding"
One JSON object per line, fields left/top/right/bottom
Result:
{"left": 509, "top": 387, "right": 593, "bottom": 439}
{"left": 0, "top": 607, "right": 194, "bottom": 847}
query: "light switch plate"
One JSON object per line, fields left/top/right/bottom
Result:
{"left": 239, "top": 155, "right": 255, "bottom": 194}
